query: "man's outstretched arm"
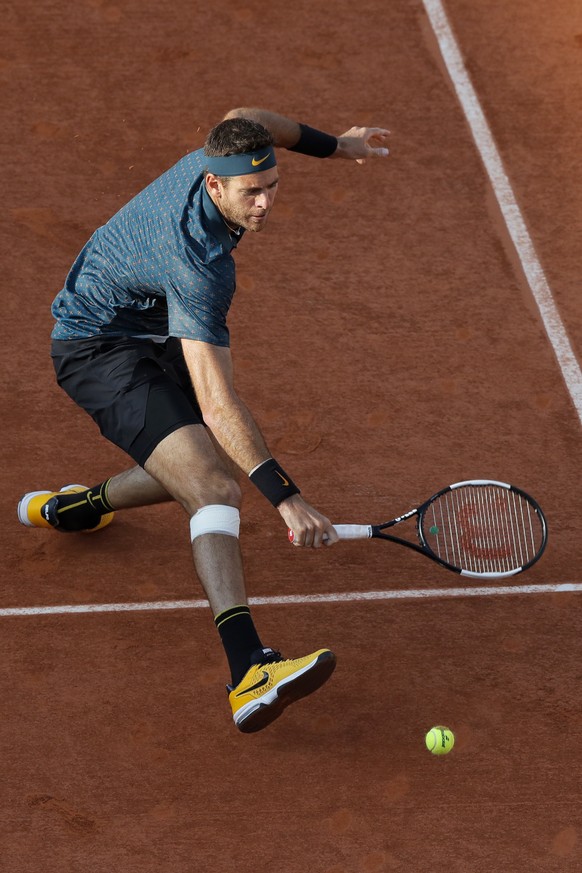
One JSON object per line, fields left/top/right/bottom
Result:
{"left": 223, "top": 108, "right": 390, "bottom": 163}
{"left": 181, "top": 338, "right": 338, "bottom": 547}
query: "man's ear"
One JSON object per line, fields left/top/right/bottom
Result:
{"left": 205, "top": 172, "right": 222, "bottom": 198}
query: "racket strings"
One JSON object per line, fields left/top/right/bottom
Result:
{"left": 421, "top": 486, "right": 544, "bottom": 574}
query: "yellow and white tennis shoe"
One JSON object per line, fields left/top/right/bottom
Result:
{"left": 17, "top": 484, "right": 114, "bottom": 532}
{"left": 228, "top": 647, "right": 336, "bottom": 733}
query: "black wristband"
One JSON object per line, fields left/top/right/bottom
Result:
{"left": 249, "top": 458, "right": 300, "bottom": 507}
{"left": 288, "top": 123, "right": 338, "bottom": 159}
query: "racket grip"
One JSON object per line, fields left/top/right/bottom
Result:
{"left": 332, "top": 524, "right": 373, "bottom": 540}
{"left": 288, "top": 525, "right": 372, "bottom": 544}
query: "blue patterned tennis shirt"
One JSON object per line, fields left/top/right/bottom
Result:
{"left": 51, "top": 149, "right": 243, "bottom": 346}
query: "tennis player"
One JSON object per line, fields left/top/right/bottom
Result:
{"left": 18, "top": 109, "right": 390, "bottom": 733}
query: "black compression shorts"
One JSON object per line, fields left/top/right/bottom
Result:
{"left": 51, "top": 336, "right": 204, "bottom": 466}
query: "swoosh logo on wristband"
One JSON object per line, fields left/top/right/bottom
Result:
{"left": 275, "top": 471, "right": 289, "bottom": 486}
{"left": 251, "top": 153, "right": 271, "bottom": 166}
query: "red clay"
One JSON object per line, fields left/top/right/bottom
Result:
{"left": 2, "top": 0, "right": 582, "bottom": 870}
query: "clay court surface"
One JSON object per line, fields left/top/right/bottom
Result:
{"left": 3, "top": 0, "right": 582, "bottom": 870}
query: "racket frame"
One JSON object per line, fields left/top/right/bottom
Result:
{"left": 335, "top": 480, "right": 548, "bottom": 579}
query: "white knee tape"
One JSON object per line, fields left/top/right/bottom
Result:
{"left": 190, "top": 505, "right": 240, "bottom": 541}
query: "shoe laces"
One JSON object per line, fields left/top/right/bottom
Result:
{"left": 225, "top": 648, "right": 284, "bottom": 694}
{"left": 250, "top": 647, "right": 283, "bottom": 666}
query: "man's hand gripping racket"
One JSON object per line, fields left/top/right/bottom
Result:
{"left": 289, "top": 479, "right": 548, "bottom": 579}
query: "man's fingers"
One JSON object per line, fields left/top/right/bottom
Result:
{"left": 340, "top": 126, "right": 390, "bottom": 138}
{"left": 365, "top": 129, "right": 390, "bottom": 158}
{"left": 288, "top": 525, "right": 337, "bottom": 548}
{"left": 365, "top": 127, "right": 390, "bottom": 142}
{"left": 356, "top": 146, "right": 389, "bottom": 165}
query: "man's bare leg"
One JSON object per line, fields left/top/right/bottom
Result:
{"left": 106, "top": 465, "right": 173, "bottom": 509}
{"left": 143, "top": 423, "right": 335, "bottom": 734}
{"left": 143, "top": 424, "right": 247, "bottom": 615}
{"left": 142, "top": 422, "right": 279, "bottom": 709}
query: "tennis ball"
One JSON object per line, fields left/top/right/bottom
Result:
{"left": 425, "top": 725, "right": 454, "bottom": 755}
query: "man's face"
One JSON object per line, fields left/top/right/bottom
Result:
{"left": 207, "top": 167, "right": 279, "bottom": 233}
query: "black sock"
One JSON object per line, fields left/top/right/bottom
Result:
{"left": 215, "top": 605, "right": 263, "bottom": 687}
{"left": 50, "top": 480, "right": 115, "bottom": 531}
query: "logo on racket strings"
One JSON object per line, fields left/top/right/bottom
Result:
{"left": 457, "top": 500, "right": 513, "bottom": 560}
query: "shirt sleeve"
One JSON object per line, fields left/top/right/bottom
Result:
{"left": 165, "top": 257, "right": 236, "bottom": 345}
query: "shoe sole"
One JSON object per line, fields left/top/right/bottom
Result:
{"left": 17, "top": 490, "right": 54, "bottom": 526}
{"left": 17, "top": 484, "right": 113, "bottom": 532}
{"left": 18, "top": 484, "right": 85, "bottom": 527}
{"left": 234, "top": 650, "right": 337, "bottom": 734}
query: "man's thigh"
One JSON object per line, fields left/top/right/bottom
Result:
{"left": 143, "top": 423, "right": 242, "bottom": 513}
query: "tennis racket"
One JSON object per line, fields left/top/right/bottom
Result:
{"left": 289, "top": 480, "right": 548, "bottom": 579}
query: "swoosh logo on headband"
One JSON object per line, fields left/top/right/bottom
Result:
{"left": 251, "top": 153, "right": 271, "bottom": 166}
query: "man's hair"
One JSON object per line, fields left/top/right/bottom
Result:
{"left": 204, "top": 117, "right": 274, "bottom": 157}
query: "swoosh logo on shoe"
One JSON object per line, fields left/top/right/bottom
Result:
{"left": 251, "top": 153, "right": 271, "bottom": 166}
{"left": 235, "top": 671, "right": 270, "bottom": 697}
{"left": 275, "top": 471, "right": 289, "bottom": 486}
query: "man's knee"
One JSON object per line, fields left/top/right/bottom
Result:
{"left": 207, "top": 473, "right": 242, "bottom": 508}
{"left": 181, "top": 471, "right": 242, "bottom": 515}
{"left": 190, "top": 504, "right": 241, "bottom": 541}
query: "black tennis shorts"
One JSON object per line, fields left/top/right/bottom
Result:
{"left": 51, "top": 336, "right": 204, "bottom": 467}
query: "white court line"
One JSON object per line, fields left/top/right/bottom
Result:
{"left": 422, "top": 0, "right": 582, "bottom": 426}
{"left": 0, "top": 582, "right": 581, "bottom": 617}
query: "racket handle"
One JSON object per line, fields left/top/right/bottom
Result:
{"left": 288, "top": 524, "right": 372, "bottom": 544}
{"left": 332, "top": 524, "right": 373, "bottom": 540}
